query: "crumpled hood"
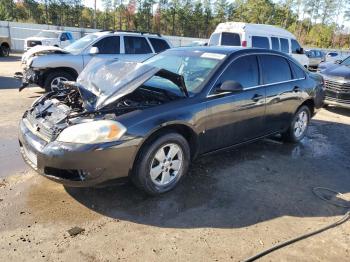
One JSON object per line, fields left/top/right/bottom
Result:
{"left": 76, "top": 58, "right": 186, "bottom": 111}
{"left": 22, "top": 45, "right": 69, "bottom": 63}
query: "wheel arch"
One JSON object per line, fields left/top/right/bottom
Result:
{"left": 41, "top": 67, "right": 78, "bottom": 86}
{"left": 1, "top": 42, "right": 10, "bottom": 48}
{"left": 131, "top": 123, "right": 200, "bottom": 173}
{"left": 299, "top": 98, "right": 315, "bottom": 116}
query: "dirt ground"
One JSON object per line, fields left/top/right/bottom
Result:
{"left": 0, "top": 55, "right": 350, "bottom": 262}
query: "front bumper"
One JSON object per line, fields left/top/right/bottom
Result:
{"left": 324, "top": 90, "right": 350, "bottom": 109}
{"left": 15, "top": 67, "right": 40, "bottom": 91}
{"left": 18, "top": 119, "right": 139, "bottom": 187}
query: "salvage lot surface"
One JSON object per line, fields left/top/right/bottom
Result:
{"left": 0, "top": 55, "right": 350, "bottom": 261}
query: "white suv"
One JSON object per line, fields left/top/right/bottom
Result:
{"left": 18, "top": 31, "right": 172, "bottom": 91}
{"left": 24, "top": 30, "right": 74, "bottom": 51}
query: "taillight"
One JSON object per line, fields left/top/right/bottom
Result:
{"left": 242, "top": 40, "right": 247, "bottom": 47}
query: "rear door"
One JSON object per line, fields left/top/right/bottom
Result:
{"left": 259, "top": 54, "right": 305, "bottom": 133}
{"left": 204, "top": 55, "right": 266, "bottom": 152}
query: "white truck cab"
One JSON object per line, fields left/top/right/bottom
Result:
{"left": 24, "top": 30, "right": 74, "bottom": 51}
{"left": 209, "top": 22, "right": 309, "bottom": 68}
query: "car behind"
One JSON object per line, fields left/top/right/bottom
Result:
{"left": 319, "top": 56, "right": 350, "bottom": 109}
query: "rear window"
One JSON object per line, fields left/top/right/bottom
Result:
{"left": 289, "top": 61, "right": 305, "bottom": 79}
{"left": 221, "top": 32, "right": 241, "bottom": 46}
{"left": 124, "top": 36, "right": 152, "bottom": 54}
{"left": 280, "top": 38, "right": 289, "bottom": 53}
{"left": 271, "top": 37, "right": 280, "bottom": 51}
{"left": 252, "top": 36, "right": 270, "bottom": 49}
{"left": 209, "top": 33, "right": 221, "bottom": 46}
{"left": 149, "top": 38, "right": 170, "bottom": 53}
{"left": 259, "top": 55, "right": 292, "bottom": 84}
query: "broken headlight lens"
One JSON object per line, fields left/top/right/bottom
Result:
{"left": 56, "top": 120, "right": 126, "bottom": 144}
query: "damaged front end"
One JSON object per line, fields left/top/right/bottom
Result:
{"left": 19, "top": 59, "right": 187, "bottom": 185}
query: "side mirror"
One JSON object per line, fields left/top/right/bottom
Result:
{"left": 89, "top": 47, "right": 99, "bottom": 55}
{"left": 60, "top": 35, "right": 67, "bottom": 41}
{"left": 217, "top": 80, "right": 243, "bottom": 93}
{"left": 297, "top": 47, "right": 304, "bottom": 54}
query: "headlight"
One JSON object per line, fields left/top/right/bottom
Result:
{"left": 57, "top": 120, "right": 127, "bottom": 144}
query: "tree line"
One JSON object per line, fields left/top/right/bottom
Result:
{"left": 1, "top": 0, "right": 350, "bottom": 48}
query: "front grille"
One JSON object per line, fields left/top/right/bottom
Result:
{"left": 27, "top": 40, "right": 42, "bottom": 47}
{"left": 24, "top": 114, "right": 54, "bottom": 142}
{"left": 20, "top": 143, "right": 38, "bottom": 170}
{"left": 324, "top": 80, "right": 350, "bottom": 93}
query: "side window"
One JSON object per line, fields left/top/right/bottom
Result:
{"left": 209, "top": 33, "right": 220, "bottom": 46}
{"left": 60, "top": 33, "right": 67, "bottom": 41}
{"left": 280, "top": 38, "right": 289, "bottom": 53}
{"left": 271, "top": 37, "right": 280, "bottom": 51}
{"left": 124, "top": 36, "right": 152, "bottom": 54}
{"left": 93, "top": 36, "right": 120, "bottom": 54}
{"left": 289, "top": 61, "right": 306, "bottom": 79}
{"left": 221, "top": 32, "right": 241, "bottom": 46}
{"left": 291, "top": 39, "right": 301, "bottom": 54}
{"left": 259, "top": 55, "right": 292, "bottom": 84}
{"left": 252, "top": 36, "right": 270, "bottom": 49}
{"left": 149, "top": 38, "right": 170, "bottom": 53}
{"left": 217, "top": 55, "right": 259, "bottom": 89}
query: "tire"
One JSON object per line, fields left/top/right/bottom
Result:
{"left": 0, "top": 45, "right": 9, "bottom": 57}
{"left": 282, "top": 105, "right": 311, "bottom": 143}
{"left": 43, "top": 70, "right": 75, "bottom": 92}
{"left": 132, "top": 133, "right": 191, "bottom": 195}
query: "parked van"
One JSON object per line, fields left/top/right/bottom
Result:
{"left": 209, "top": 22, "right": 309, "bottom": 68}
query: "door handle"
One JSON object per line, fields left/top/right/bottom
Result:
{"left": 293, "top": 86, "right": 301, "bottom": 92}
{"left": 252, "top": 94, "right": 263, "bottom": 102}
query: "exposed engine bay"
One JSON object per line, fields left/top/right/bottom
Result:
{"left": 23, "top": 83, "right": 177, "bottom": 141}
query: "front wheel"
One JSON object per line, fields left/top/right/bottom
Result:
{"left": 0, "top": 46, "right": 10, "bottom": 56}
{"left": 132, "top": 133, "right": 190, "bottom": 195}
{"left": 43, "top": 70, "right": 75, "bottom": 92}
{"left": 282, "top": 105, "right": 311, "bottom": 143}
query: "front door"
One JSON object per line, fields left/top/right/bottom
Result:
{"left": 203, "top": 55, "right": 266, "bottom": 152}
{"left": 83, "top": 36, "right": 121, "bottom": 67}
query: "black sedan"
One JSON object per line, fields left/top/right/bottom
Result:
{"left": 318, "top": 56, "right": 350, "bottom": 109}
{"left": 19, "top": 47, "right": 324, "bottom": 195}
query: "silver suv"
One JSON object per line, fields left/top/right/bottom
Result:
{"left": 17, "top": 31, "right": 171, "bottom": 91}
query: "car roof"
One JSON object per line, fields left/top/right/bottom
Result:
{"left": 213, "top": 22, "right": 296, "bottom": 39}
{"left": 91, "top": 31, "right": 164, "bottom": 38}
{"left": 168, "top": 46, "right": 293, "bottom": 58}
{"left": 170, "top": 46, "right": 242, "bottom": 54}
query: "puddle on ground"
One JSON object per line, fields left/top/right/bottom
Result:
{"left": 0, "top": 138, "right": 28, "bottom": 177}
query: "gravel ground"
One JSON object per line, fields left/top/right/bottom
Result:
{"left": 0, "top": 54, "right": 349, "bottom": 262}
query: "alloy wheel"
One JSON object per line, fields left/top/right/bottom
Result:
{"left": 149, "top": 143, "right": 183, "bottom": 186}
{"left": 294, "top": 110, "right": 308, "bottom": 138}
{"left": 50, "top": 76, "right": 68, "bottom": 91}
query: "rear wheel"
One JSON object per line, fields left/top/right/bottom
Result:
{"left": 132, "top": 133, "right": 190, "bottom": 195}
{"left": 43, "top": 70, "right": 75, "bottom": 92}
{"left": 282, "top": 105, "right": 311, "bottom": 143}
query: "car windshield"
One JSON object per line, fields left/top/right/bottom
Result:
{"left": 64, "top": 34, "right": 99, "bottom": 54}
{"left": 35, "top": 31, "right": 59, "bottom": 38}
{"left": 144, "top": 49, "right": 225, "bottom": 94}
{"left": 340, "top": 56, "right": 350, "bottom": 66}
